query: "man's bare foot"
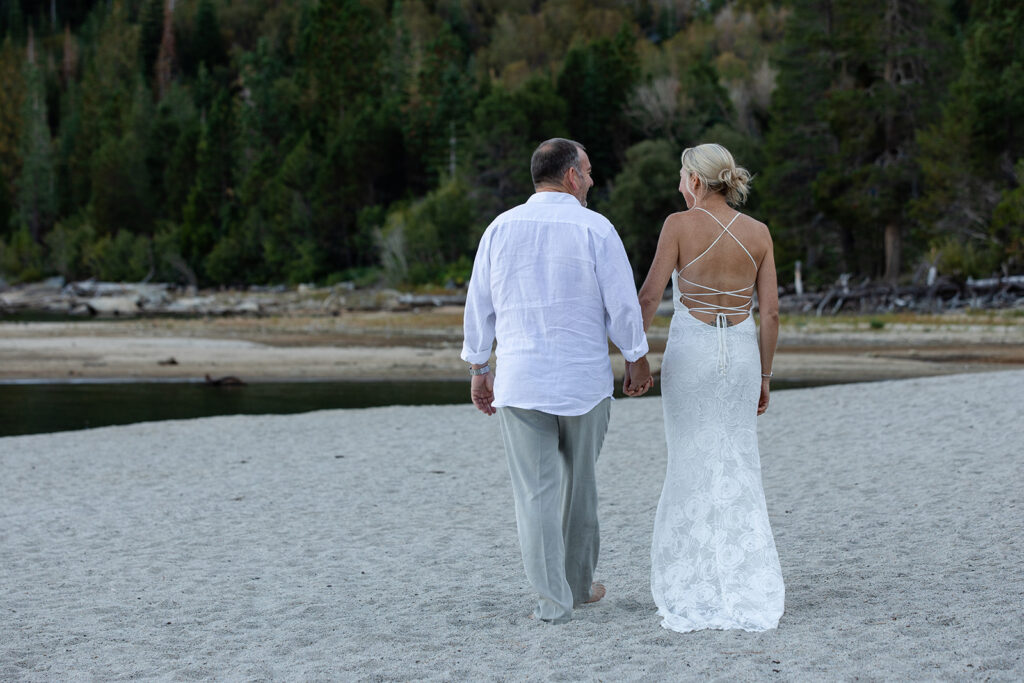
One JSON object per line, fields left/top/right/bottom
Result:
{"left": 583, "top": 582, "right": 606, "bottom": 604}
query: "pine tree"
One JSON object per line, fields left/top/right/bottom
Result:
{"left": 14, "top": 30, "right": 56, "bottom": 242}
{"left": 139, "top": 0, "right": 163, "bottom": 83}
{"left": 192, "top": 0, "right": 226, "bottom": 72}
{"left": 180, "top": 87, "right": 235, "bottom": 279}
{"left": 2, "top": 0, "right": 26, "bottom": 43}
{"left": 763, "top": 0, "right": 949, "bottom": 281}
{"left": 401, "top": 24, "right": 474, "bottom": 190}
{"left": 0, "top": 38, "right": 24, "bottom": 235}
{"left": 606, "top": 139, "right": 684, "bottom": 282}
{"left": 558, "top": 25, "right": 639, "bottom": 183}
{"left": 760, "top": 0, "right": 840, "bottom": 281}
{"left": 816, "top": 0, "right": 947, "bottom": 280}
{"left": 915, "top": 0, "right": 1024, "bottom": 273}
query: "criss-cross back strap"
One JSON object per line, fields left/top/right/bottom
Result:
{"left": 677, "top": 279, "right": 754, "bottom": 316}
{"left": 680, "top": 208, "right": 757, "bottom": 271}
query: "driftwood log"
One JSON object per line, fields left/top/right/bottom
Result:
{"left": 0, "top": 274, "right": 1021, "bottom": 318}
{"left": 777, "top": 275, "right": 1024, "bottom": 315}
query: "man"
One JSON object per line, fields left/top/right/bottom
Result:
{"left": 461, "top": 138, "right": 653, "bottom": 624}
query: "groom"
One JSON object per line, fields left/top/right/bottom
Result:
{"left": 462, "top": 138, "right": 652, "bottom": 624}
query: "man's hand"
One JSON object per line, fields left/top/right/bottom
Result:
{"left": 471, "top": 371, "right": 496, "bottom": 415}
{"left": 623, "top": 356, "right": 654, "bottom": 397}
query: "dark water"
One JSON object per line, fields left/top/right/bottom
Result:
{"left": 0, "top": 378, "right": 845, "bottom": 437}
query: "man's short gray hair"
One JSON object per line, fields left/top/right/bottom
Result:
{"left": 530, "top": 138, "right": 585, "bottom": 188}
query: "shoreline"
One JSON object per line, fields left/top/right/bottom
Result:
{"left": 1, "top": 309, "right": 1022, "bottom": 383}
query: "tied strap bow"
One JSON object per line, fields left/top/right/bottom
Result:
{"left": 715, "top": 312, "right": 730, "bottom": 376}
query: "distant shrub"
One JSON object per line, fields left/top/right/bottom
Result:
{"left": 45, "top": 218, "right": 96, "bottom": 280}
{"left": 82, "top": 231, "right": 152, "bottom": 282}
{"left": 0, "top": 225, "right": 46, "bottom": 283}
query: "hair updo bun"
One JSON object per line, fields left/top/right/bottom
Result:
{"left": 680, "top": 143, "right": 752, "bottom": 207}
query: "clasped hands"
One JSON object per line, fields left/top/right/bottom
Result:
{"left": 623, "top": 357, "right": 654, "bottom": 397}
{"left": 471, "top": 356, "right": 653, "bottom": 415}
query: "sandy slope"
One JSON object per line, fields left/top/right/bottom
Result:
{"left": 1, "top": 370, "right": 1022, "bottom": 680}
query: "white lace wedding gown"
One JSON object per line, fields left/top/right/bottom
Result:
{"left": 650, "top": 210, "right": 784, "bottom": 633}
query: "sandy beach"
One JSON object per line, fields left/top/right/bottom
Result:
{"left": 1, "top": 309, "right": 1023, "bottom": 383}
{"left": 2, "top": 369, "right": 1022, "bottom": 680}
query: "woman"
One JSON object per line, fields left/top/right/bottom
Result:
{"left": 637, "top": 143, "right": 784, "bottom": 632}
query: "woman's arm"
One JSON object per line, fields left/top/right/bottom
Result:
{"left": 755, "top": 230, "right": 779, "bottom": 415}
{"left": 637, "top": 215, "right": 681, "bottom": 331}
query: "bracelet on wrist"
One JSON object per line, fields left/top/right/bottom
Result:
{"left": 470, "top": 364, "right": 490, "bottom": 376}
{"left": 761, "top": 372, "right": 773, "bottom": 379}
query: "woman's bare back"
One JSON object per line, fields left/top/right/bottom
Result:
{"left": 669, "top": 208, "right": 770, "bottom": 326}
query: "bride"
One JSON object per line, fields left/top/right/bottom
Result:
{"left": 636, "top": 143, "right": 785, "bottom": 632}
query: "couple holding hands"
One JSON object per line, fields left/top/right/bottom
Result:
{"left": 462, "top": 138, "right": 783, "bottom": 632}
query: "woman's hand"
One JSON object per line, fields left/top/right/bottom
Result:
{"left": 757, "top": 378, "right": 770, "bottom": 415}
{"left": 623, "top": 358, "right": 654, "bottom": 396}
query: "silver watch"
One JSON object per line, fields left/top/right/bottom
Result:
{"left": 469, "top": 364, "right": 490, "bottom": 376}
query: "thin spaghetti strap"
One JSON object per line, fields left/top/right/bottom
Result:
{"left": 681, "top": 208, "right": 752, "bottom": 271}
{"left": 692, "top": 207, "right": 724, "bottom": 228}
{"left": 696, "top": 208, "right": 756, "bottom": 269}
{"left": 680, "top": 230, "right": 729, "bottom": 271}
{"left": 728, "top": 227, "right": 757, "bottom": 269}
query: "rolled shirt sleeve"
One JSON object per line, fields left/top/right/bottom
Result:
{"left": 460, "top": 228, "right": 496, "bottom": 365}
{"left": 596, "top": 229, "right": 649, "bottom": 363}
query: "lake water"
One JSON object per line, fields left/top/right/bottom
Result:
{"left": 0, "top": 378, "right": 846, "bottom": 437}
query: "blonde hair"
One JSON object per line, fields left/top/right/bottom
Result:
{"left": 680, "top": 143, "right": 751, "bottom": 207}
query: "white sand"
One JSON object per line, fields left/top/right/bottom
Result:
{"left": 2, "top": 370, "right": 1023, "bottom": 680}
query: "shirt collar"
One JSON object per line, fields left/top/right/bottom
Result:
{"left": 526, "top": 191, "right": 582, "bottom": 205}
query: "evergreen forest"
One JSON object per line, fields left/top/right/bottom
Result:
{"left": 0, "top": 0, "right": 1021, "bottom": 290}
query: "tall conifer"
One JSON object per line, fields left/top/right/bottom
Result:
{"left": 14, "top": 30, "right": 56, "bottom": 241}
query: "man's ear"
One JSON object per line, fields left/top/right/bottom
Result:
{"left": 566, "top": 167, "right": 578, "bottom": 192}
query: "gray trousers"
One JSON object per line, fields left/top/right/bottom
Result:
{"left": 497, "top": 398, "right": 611, "bottom": 623}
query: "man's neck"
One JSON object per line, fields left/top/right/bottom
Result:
{"left": 535, "top": 184, "right": 585, "bottom": 206}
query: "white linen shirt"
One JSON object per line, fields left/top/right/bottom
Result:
{"left": 461, "top": 191, "right": 649, "bottom": 416}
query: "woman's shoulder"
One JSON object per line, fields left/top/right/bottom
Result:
{"left": 663, "top": 209, "right": 703, "bottom": 230}
{"left": 659, "top": 210, "right": 690, "bottom": 236}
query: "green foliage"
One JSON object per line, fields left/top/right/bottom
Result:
{"left": 14, "top": 50, "right": 56, "bottom": 241}
{"left": 325, "top": 266, "right": 381, "bottom": 289}
{"left": 375, "top": 177, "right": 479, "bottom": 285}
{"left": 44, "top": 215, "right": 95, "bottom": 280}
{"left": 763, "top": 0, "right": 953, "bottom": 282}
{"left": 400, "top": 24, "right": 475, "bottom": 188}
{"left": 300, "top": 0, "right": 384, "bottom": 125}
{"left": 89, "top": 85, "right": 154, "bottom": 235}
{"left": 605, "top": 139, "right": 683, "bottom": 282}
{"left": 932, "top": 235, "right": 1002, "bottom": 278}
{"left": 194, "top": 0, "right": 226, "bottom": 68}
{"left": 0, "top": 0, "right": 1020, "bottom": 290}
{"left": 82, "top": 229, "right": 152, "bottom": 282}
{"left": 138, "top": 0, "right": 163, "bottom": 80}
{"left": 467, "top": 77, "right": 569, "bottom": 217}
{"left": 181, "top": 86, "right": 236, "bottom": 278}
{"left": 558, "top": 25, "right": 639, "bottom": 181}
{"left": 0, "top": 224, "right": 44, "bottom": 282}
{"left": 0, "top": 39, "right": 23, "bottom": 236}
{"left": 991, "top": 159, "right": 1024, "bottom": 269}
{"left": 915, "top": 0, "right": 1024, "bottom": 271}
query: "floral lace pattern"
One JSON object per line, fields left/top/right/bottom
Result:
{"left": 651, "top": 305, "right": 784, "bottom": 633}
